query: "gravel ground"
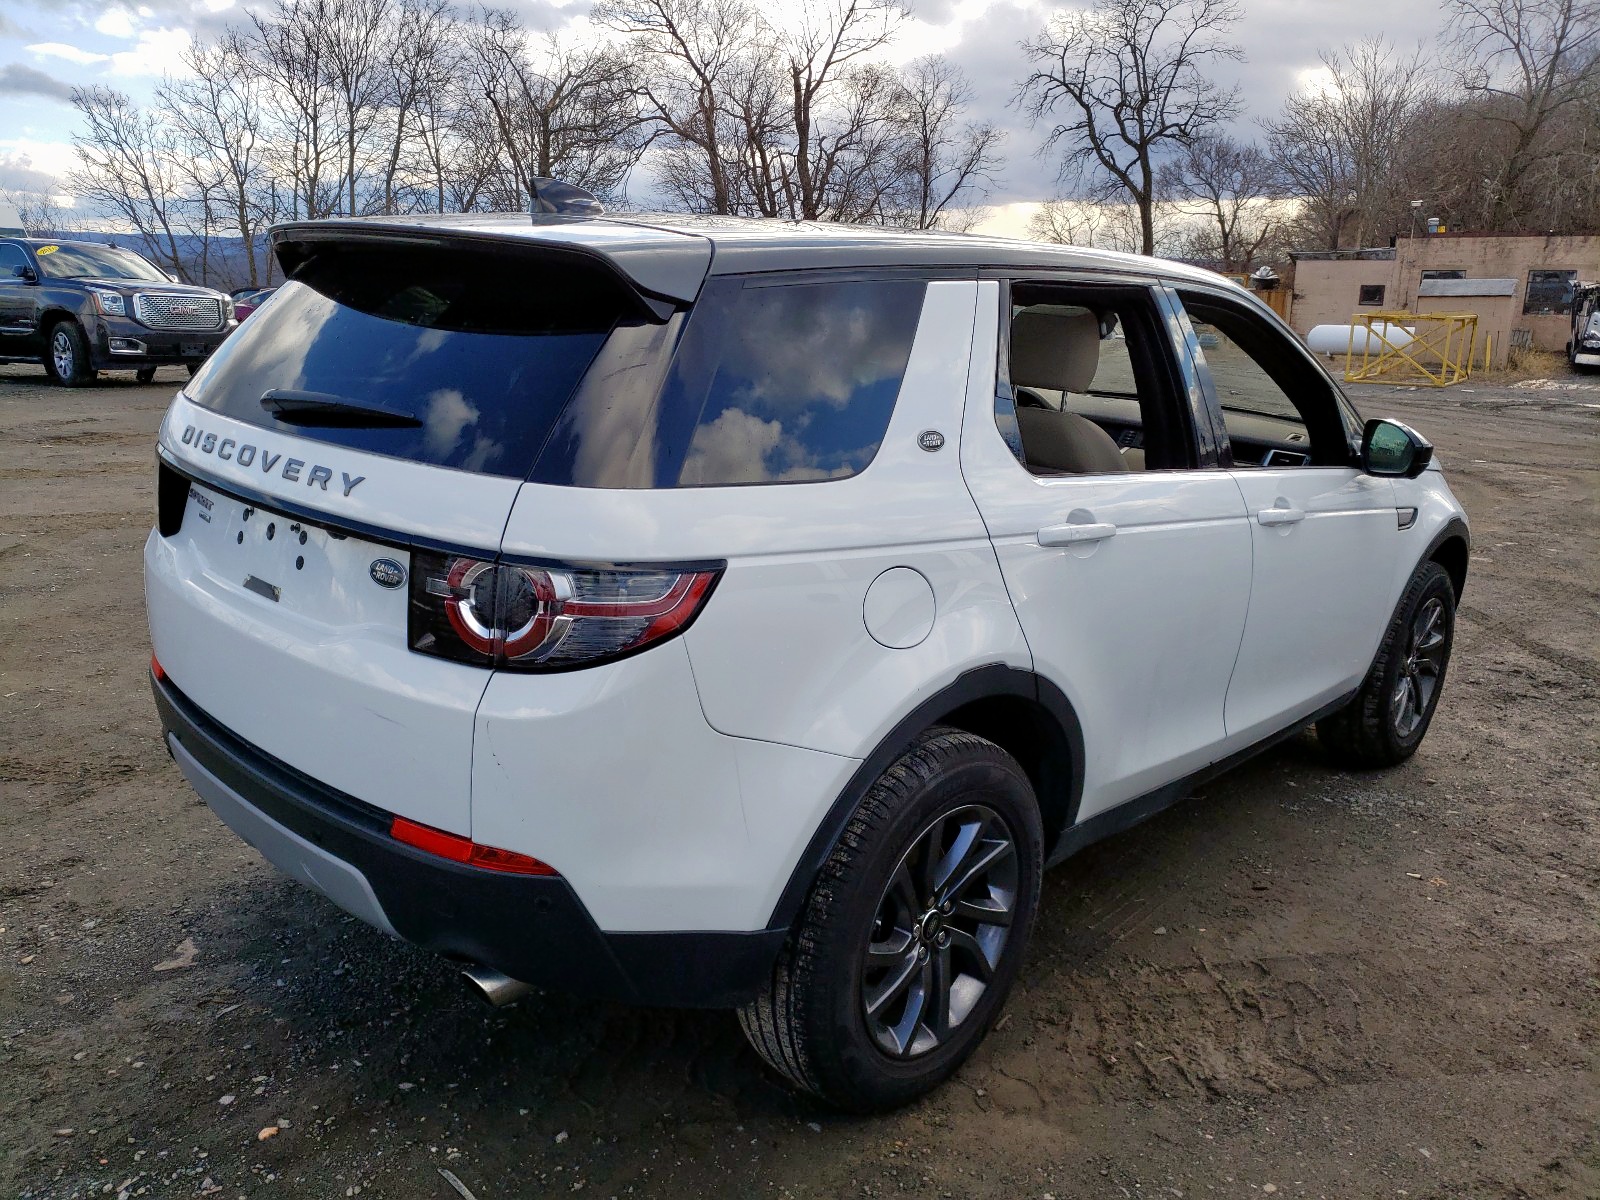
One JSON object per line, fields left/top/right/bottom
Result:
{"left": 1, "top": 361, "right": 1595, "bottom": 1200}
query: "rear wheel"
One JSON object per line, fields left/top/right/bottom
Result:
{"left": 45, "top": 321, "right": 97, "bottom": 388}
{"left": 739, "top": 727, "right": 1042, "bottom": 1111}
{"left": 1318, "top": 559, "right": 1455, "bottom": 768}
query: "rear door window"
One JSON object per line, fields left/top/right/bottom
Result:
{"left": 672, "top": 277, "right": 925, "bottom": 485}
{"left": 185, "top": 243, "right": 639, "bottom": 480}
{"left": 532, "top": 275, "right": 926, "bottom": 488}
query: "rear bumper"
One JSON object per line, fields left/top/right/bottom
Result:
{"left": 152, "top": 671, "right": 785, "bottom": 1008}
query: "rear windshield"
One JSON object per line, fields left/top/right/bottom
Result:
{"left": 185, "top": 244, "right": 633, "bottom": 479}
{"left": 188, "top": 247, "right": 926, "bottom": 487}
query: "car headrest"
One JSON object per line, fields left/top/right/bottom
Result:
{"left": 1010, "top": 309, "right": 1100, "bottom": 395}
{"left": 1015, "top": 408, "right": 1128, "bottom": 475}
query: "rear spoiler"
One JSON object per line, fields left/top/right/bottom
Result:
{"left": 268, "top": 217, "right": 713, "bottom": 320}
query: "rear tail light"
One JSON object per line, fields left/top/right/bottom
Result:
{"left": 408, "top": 551, "right": 721, "bottom": 671}
{"left": 390, "top": 816, "right": 558, "bottom": 876}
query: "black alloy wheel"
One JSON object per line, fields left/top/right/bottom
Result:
{"left": 46, "top": 321, "right": 96, "bottom": 387}
{"left": 1319, "top": 558, "right": 1456, "bottom": 768}
{"left": 862, "top": 804, "right": 1018, "bottom": 1058}
{"left": 1391, "top": 595, "right": 1447, "bottom": 739}
{"left": 739, "top": 727, "right": 1042, "bottom": 1111}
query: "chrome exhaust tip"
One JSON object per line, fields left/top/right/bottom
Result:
{"left": 461, "top": 964, "right": 535, "bottom": 1008}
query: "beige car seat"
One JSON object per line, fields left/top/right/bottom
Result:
{"left": 1009, "top": 309, "right": 1127, "bottom": 474}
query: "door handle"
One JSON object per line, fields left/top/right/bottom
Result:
{"left": 1038, "top": 522, "right": 1117, "bottom": 546}
{"left": 1257, "top": 506, "right": 1306, "bottom": 526}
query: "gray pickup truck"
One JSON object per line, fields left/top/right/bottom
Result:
{"left": 0, "top": 237, "right": 235, "bottom": 386}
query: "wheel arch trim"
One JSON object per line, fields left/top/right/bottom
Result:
{"left": 763, "top": 664, "right": 1084, "bottom": 934}
{"left": 1422, "top": 516, "right": 1470, "bottom": 602}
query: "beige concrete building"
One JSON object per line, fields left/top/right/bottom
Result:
{"left": 1286, "top": 233, "right": 1600, "bottom": 368}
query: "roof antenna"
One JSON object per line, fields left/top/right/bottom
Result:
{"left": 528, "top": 176, "right": 604, "bottom": 218}
{"left": 480, "top": 91, "right": 602, "bottom": 218}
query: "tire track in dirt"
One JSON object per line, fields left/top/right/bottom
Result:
{"left": 1457, "top": 604, "right": 1599, "bottom": 678}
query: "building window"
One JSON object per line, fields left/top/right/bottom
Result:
{"left": 1421, "top": 269, "right": 1465, "bottom": 280}
{"left": 1524, "top": 269, "right": 1577, "bottom": 315}
{"left": 1358, "top": 284, "right": 1385, "bottom": 306}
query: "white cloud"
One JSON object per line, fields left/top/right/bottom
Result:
{"left": 110, "top": 27, "right": 193, "bottom": 76}
{"left": 0, "top": 138, "right": 81, "bottom": 179}
{"left": 95, "top": 8, "right": 137, "bottom": 38}
{"left": 971, "top": 201, "right": 1043, "bottom": 240}
{"left": 27, "top": 42, "right": 111, "bottom": 66}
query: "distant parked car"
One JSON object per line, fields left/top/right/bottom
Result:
{"left": 0, "top": 238, "right": 236, "bottom": 386}
{"left": 231, "top": 287, "right": 278, "bottom": 322}
{"left": 1570, "top": 281, "right": 1599, "bottom": 372}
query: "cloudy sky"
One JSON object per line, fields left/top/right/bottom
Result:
{"left": 0, "top": 0, "right": 1451, "bottom": 233}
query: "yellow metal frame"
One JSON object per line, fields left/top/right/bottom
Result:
{"left": 1343, "top": 310, "right": 1479, "bottom": 387}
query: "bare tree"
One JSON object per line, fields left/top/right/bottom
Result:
{"left": 1446, "top": 0, "right": 1600, "bottom": 228}
{"left": 1017, "top": 0, "right": 1243, "bottom": 255}
{"left": 597, "top": 0, "right": 758, "bottom": 214}
{"left": 1265, "top": 38, "right": 1434, "bottom": 249}
{"left": 1158, "top": 134, "right": 1282, "bottom": 270}
{"left": 375, "top": 0, "right": 459, "bottom": 214}
{"left": 247, "top": 0, "right": 341, "bottom": 220}
{"left": 53, "top": 0, "right": 1016, "bottom": 257}
{"left": 1028, "top": 196, "right": 1174, "bottom": 254}
{"left": 883, "top": 55, "right": 1002, "bottom": 229}
{"left": 163, "top": 32, "right": 278, "bottom": 285}
{"left": 319, "top": 0, "right": 394, "bottom": 215}
{"left": 472, "top": 10, "right": 648, "bottom": 210}
{"left": 775, "top": 0, "right": 904, "bottom": 220}
{"left": 0, "top": 186, "right": 82, "bottom": 236}
{"left": 68, "top": 86, "right": 199, "bottom": 278}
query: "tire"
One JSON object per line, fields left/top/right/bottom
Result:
{"left": 739, "top": 727, "right": 1043, "bottom": 1112}
{"left": 45, "top": 320, "right": 97, "bottom": 388}
{"left": 1318, "top": 559, "right": 1456, "bottom": 769}
{"left": 136, "top": 366, "right": 157, "bottom": 384}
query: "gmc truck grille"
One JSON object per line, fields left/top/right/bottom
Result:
{"left": 134, "top": 293, "right": 224, "bottom": 331}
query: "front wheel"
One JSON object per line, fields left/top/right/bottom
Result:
{"left": 45, "top": 321, "right": 97, "bottom": 388}
{"left": 136, "top": 366, "right": 157, "bottom": 384}
{"left": 1318, "top": 559, "right": 1456, "bottom": 768}
{"left": 739, "top": 727, "right": 1042, "bottom": 1111}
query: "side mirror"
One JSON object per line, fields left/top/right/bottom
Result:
{"left": 12, "top": 264, "right": 36, "bottom": 282}
{"left": 1361, "top": 418, "right": 1433, "bottom": 478}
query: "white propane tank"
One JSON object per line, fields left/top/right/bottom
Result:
{"left": 1306, "top": 323, "right": 1414, "bottom": 357}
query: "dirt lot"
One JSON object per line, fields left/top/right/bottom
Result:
{"left": 1, "top": 362, "right": 1595, "bottom": 1200}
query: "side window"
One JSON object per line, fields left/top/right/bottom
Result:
{"left": 1177, "top": 291, "right": 1353, "bottom": 469}
{"left": 0, "top": 244, "right": 29, "bottom": 277}
{"left": 998, "top": 282, "right": 1195, "bottom": 476}
{"left": 1524, "top": 269, "right": 1577, "bottom": 316}
{"left": 668, "top": 276, "right": 925, "bottom": 487}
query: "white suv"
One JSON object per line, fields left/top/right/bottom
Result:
{"left": 146, "top": 208, "right": 1468, "bottom": 1111}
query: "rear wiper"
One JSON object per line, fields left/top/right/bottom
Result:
{"left": 261, "top": 389, "right": 421, "bottom": 428}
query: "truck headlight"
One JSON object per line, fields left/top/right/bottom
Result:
{"left": 89, "top": 289, "right": 127, "bottom": 316}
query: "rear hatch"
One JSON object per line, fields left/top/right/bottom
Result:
{"left": 148, "top": 230, "right": 699, "bottom": 835}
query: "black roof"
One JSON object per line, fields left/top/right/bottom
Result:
{"left": 270, "top": 212, "right": 1239, "bottom": 306}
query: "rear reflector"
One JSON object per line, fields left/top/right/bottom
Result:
{"left": 389, "top": 816, "right": 558, "bottom": 876}
{"left": 151, "top": 654, "right": 166, "bottom": 682}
